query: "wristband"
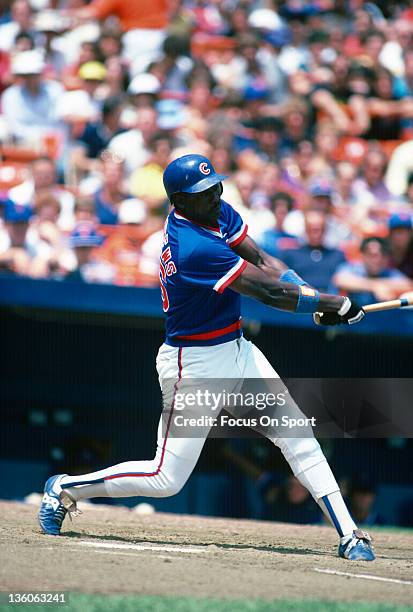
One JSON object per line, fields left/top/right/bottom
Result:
{"left": 296, "top": 285, "right": 320, "bottom": 313}
{"left": 280, "top": 269, "right": 308, "bottom": 286}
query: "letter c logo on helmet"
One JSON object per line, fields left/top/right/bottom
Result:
{"left": 163, "top": 154, "right": 228, "bottom": 200}
{"left": 199, "top": 162, "right": 211, "bottom": 175}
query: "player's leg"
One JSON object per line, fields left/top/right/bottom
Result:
{"left": 235, "top": 338, "right": 374, "bottom": 560}
{"left": 38, "top": 345, "right": 213, "bottom": 534}
{"left": 63, "top": 346, "right": 212, "bottom": 500}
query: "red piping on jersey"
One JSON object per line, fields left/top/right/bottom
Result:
{"left": 104, "top": 347, "right": 183, "bottom": 481}
{"left": 177, "top": 319, "right": 242, "bottom": 341}
{"left": 216, "top": 259, "right": 247, "bottom": 294}
{"left": 227, "top": 224, "right": 248, "bottom": 248}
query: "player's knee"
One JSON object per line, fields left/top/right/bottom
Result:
{"left": 274, "top": 436, "right": 324, "bottom": 471}
{"left": 161, "top": 479, "right": 185, "bottom": 497}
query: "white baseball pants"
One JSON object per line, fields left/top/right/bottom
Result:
{"left": 63, "top": 337, "right": 341, "bottom": 503}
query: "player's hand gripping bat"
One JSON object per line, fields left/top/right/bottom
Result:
{"left": 314, "top": 294, "right": 413, "bottom": 326}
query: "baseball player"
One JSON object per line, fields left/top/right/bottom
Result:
{"left": 38, "top": 154, "right": 375, "bottom": 561}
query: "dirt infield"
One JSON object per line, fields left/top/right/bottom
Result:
{"left": 0, "top": 500, "right": 412, "bottom": 607}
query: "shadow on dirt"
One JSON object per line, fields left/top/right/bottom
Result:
{"left": 62, "top": 530, "right": 328, "bottom": 556}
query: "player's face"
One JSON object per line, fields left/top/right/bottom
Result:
{"left": 175, "top": 183, "right": 223, "bottom": 226}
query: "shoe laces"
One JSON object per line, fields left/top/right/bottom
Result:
{"left": 353, "top": 529, "right": 373, "bottom": 544}
{"left": 60, "top": 491, "right": 82, "bottom": 522}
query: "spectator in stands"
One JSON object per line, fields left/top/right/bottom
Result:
{"left": 70, "top": 95, "right": 125, "bottom": 178}
{"left": 0, "top": 0, "right": 33, "bottom": 52}
{"left": 251, "top": 163, "right": 281, "bottom": 210}
{"left": 127, "top": 72, "right": 161, "bottom": 109}
{"left": 98, "top": 56, "right": 129, "bottom": 100}
{"left": 227, "top": 169, "right": 274, "bottom": 240}
{"left": 129, "top": 133, "right": 173, "bottom": 213}
{"left": 0, "top": 200, "right": 34, "bottom": 276}
{"left": 388, "top": 213, "right": 413, "bottom": 279}
{"left": 343, "top": 9, "right": 374, "bottom": 58}
{"left": 281, "top": 210, "right": 346, "bottom": 293}
{"left": 251, "top": 117, "right": 283, "bottom": 164}
{"left": 363, "top": 67, "right": 413, "bottom": 141}
{"left": 380, "top": 19, "right": 412, "bottom": 78}
{"left": 69, "top": 0, "right": 170, "bottom": 76}
{"left": 26, "top": 192, "right": 74, "bottom": 278}
{"left": 279, "top": 97, "right": 311, "bottom": 156}
{"left": 73, "top": 196, "right": 97, "bottom": 224}
{"left": 33, "top": 10, "right": 67, "bottom": 79}
{"left": 13, "top": 30, "right": 35, "bottom": 52}
{"left": 65, "top": 220, "right": 114, "bottom": 283}
{"left": 77, "top": 61, "right": 107, "bottom": 113}
{"left": 359, "top": 30, "right": 386, "bottom": 71}
{"left": 333, "top": 236, "right": 412, "bottom": 305}
{"left": 93, "top": 152, "right": 130, "bottom": 225}
{"left": 61, "top": 39, "right": 101, "bottom": 91}
{"left": 8, "top": 157, "right": 75, "bottom": 231}
{"left": 333, "top": 162, "right": 358, "bottom": 208}
{"left": 108, "top": 106, "right": 158, "bottom": 176}
{"left": 97, "top": 28, "right": 123, "bottom": 61}
{"left": 155, "top": 33, "right": 192, "bottom": 98}
{"left": 352, "top": 147, "right": 393, "bottom": 207}
{"left": 284, "top": 178, "right": 351, "bottom": 249}
{"left": 257, "top": 192, "right": 298, "bottom": 258}
{"left": 1, "top": 50, "right": 64, "bottom": 144}
{"left": 231, "top": 170, "right": 255, "bottom": 214}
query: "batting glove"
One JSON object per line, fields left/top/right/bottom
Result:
{"left": 313, "top": 297, "right": 365, "bottom": 326}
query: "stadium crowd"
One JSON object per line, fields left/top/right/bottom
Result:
{"left": 1, "top": 0, "right": 413, "bottom": 304}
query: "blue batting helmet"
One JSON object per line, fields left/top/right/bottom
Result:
{"left": 163, "top": 154, "right": 227, "bottom": 200}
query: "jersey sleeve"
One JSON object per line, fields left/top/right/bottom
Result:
{"left": 180, "top": 234, "right": 247, "bottom": 294}
{"left": 221, "top": 200, "right": 248, "bottom": 248}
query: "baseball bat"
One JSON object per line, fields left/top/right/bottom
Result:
{"left": 362, "top": 295, "right": 413, "bottom": 313}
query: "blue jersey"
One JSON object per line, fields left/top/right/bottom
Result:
{"left": 160, "top": 200, "right": 248, "bottom": 347}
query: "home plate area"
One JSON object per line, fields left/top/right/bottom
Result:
{"left": 0, "top": 500, "right": 412, "bottom": 611}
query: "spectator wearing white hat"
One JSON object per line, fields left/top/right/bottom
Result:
{"left": 127, "top": 72, "right": 161, "bottom": 109}
{"left": 33, "top": 10, "right": 68, "bottom": 79}
{"left": 1, "top": 49, "right": 64, "bottom": 143}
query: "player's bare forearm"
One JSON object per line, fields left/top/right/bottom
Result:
{"left": 233, "top": 235, "right": 288, "bottom": 275}
{"left": 231, "top": 262, "right": 344, "bottom": 312}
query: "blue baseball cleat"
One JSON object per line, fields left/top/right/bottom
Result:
{"left": 339, "top": 529, "right": 375, "bottom": 561}
{"left": 38, "top": 474, "right": 80, "bottom": 535}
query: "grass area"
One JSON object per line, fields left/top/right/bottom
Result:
{"left": 1, "top": 595, "right": 412, "bottom": 612}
